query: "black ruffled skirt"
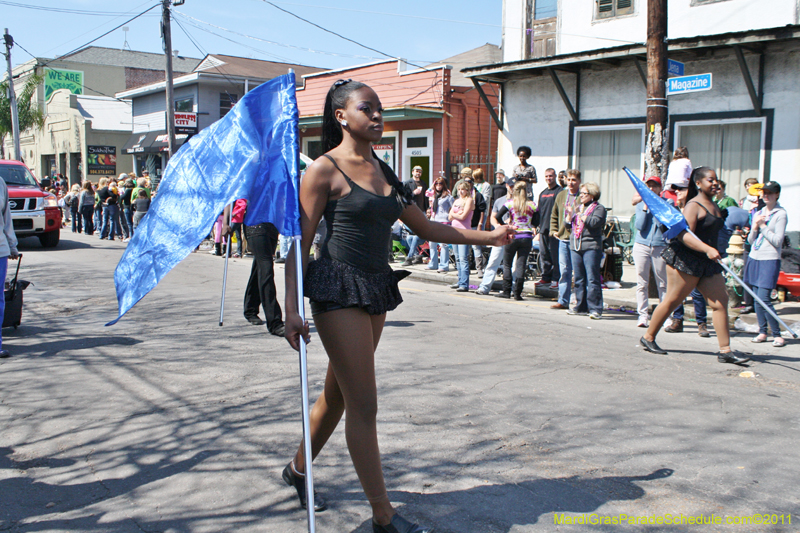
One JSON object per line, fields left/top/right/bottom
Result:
{"left": 304, "top": 256, "right": 410, "bottom": 316}
{"left": 662, "top": 241, "right": 723, "bottom": 278}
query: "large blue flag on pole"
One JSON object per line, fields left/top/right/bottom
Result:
{"left": 623, "top": 167, "right": 688, "bottom": 239}
{"left": 107, "top": 73, "right": 301, "bottom": 326}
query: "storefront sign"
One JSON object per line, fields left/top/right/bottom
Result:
{"left": 44, "top": 68, "right": 84, "bottom": 100}
{"left": 667, "top": 73, "right": 712, "bottom": 95}
{"left": 154, "top": 134, "right": 189, "bottom": 151}
{"left": 174, "top": 112, "right": 198, "bottom": 134}
{"left": 373, "top": 144, "right": 395, "bottom": 170}
{"left": 87, "top": 146, "right": 117, "bottom": 175}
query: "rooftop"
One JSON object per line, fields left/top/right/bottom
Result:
{"left": 59, "top": 46, "right": 202, "bottom": 73}
{"left": 437, "top": 43, "right": 502, "bottom": 86}
{"left": 194, "top": 54, "right": 322, "bottom": 80}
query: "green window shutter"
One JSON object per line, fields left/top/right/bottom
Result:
{"left": 597, "top": 0, "right": 614, "bottom": 18}
{"left": 617, "top": 0, "right": 634, "bottom": 14}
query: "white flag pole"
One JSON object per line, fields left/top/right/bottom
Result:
{"left": 294, "top": 236, "right": 316, "bottom": 533}
{"left": 289, "top": 67, "right": 316, "bottom": 533}
{"left": 219, "top": 206, "right": 233, "bottom": 326}
{"left": 717, "top": 259, "right": 798, "bottom": 339}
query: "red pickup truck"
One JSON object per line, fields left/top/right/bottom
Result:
{"left": 0, "top": 159, "right": 61, "bottom": 248}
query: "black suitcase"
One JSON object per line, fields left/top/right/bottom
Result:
{"left": 4, "top": 255, "right": 27, "bottom": 329}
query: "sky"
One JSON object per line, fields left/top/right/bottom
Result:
{"left": 3, "top": 0, "right": 503, "bottom": 71}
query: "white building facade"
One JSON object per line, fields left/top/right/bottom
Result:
{"left": 472, "top": 0, "right": 800, "bottom": 240}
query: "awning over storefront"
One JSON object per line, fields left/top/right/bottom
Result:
{"left": 299, "top": 105, "right": 443, "bottom": 128}
{"left": 122, "top": 131, "right": 189, "bottom": 154}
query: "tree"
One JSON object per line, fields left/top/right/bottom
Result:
{"left": 0, "top": 73, "right": 44, "bottom": 159}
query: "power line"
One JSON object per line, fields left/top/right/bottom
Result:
{"left": 268, "top": 2, "right": 499, "bottom": 28}
{"left": 172, "top": 15, "right": 248, "bottom": 96}
{"left": 174, "top": 16, "right": 295, "bottom": 63}
{"left": 173, "top": 10, "right": 384, "bottom": 61}
{"left": 0, "top": 0, "right": 159, "bottom": 17}
{"left": 39, "top": 4, "right": 161, "bottom": 69}
{"left": 39, "top": 0, "right": 159, "bottom": 57}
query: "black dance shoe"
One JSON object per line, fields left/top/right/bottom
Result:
{"left": 282, "top": 462, "right": 327, "bottom": 512}
{"left": 718, "top": 351, "right": 751, "bottom": 365}
{"left": 373, "top": 513, "right": 433, "bottom": 533}
{"left": 640, "top": 336, "right": 668, "bottom": 355}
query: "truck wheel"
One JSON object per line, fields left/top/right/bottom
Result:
{"left": 39, "top": 230, "right": 60, "bottom": 248}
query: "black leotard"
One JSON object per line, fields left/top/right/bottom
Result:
{"left": 320, "top": 154, "right": 404, "bottom": 273}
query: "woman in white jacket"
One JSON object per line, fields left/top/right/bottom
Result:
{"left": 744, "top": 181, "right": 788, "bottom": 347}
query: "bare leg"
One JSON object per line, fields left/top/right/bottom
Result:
{"left": 295, "top": 307, "right": 395, "bottom": 524}
{"left": 644, "top": 266, "right": 698, "bottom": 342}
{"left": 696, "top": 274, "right": 731, "bottom": 350}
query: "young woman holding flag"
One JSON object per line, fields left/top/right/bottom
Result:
{"left": 283, "top": 79, "right": 513, "bottom": 533}
{"left": 640, "top": 167, "right": 750, "bottom": 365}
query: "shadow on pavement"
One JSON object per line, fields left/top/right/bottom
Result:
{"left": 350, "top": 468, "right": 675, "bottom": 532}
{"left": 0, "top": 447, "right": 219, "bottom": 530}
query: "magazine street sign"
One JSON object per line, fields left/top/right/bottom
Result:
{"left": 667, "top": 73, "right": 712, "bottom": 95}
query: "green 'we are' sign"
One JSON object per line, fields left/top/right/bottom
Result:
{"left": 44, "top": 68, "right": 84, "bottom": 100}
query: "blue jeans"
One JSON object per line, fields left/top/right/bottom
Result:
{"left": 123, "top": 207, "right": 133, "bottom": 237}
{"left": 571, "top": 247, "right": 603, "bottom": 314}
{"left": 479, "top": 245, "right": 505, "bottom": 292}
{"left": 557, "top": 239, "right": 573, "bottom": 306}
{"left": 101, "top": 204, "right": 121, "bottom": 239}
{"left": 406, "top": 234, "right": 425, "bottom": 259}
{"left": 428, "top": 242, "right": 450, "bottom": 271}
{"left": 753, "top": 285, "right": 781, "bottom": 336}
{"left": 455, "top": 244, "right": 470, "bottom": 288}
{"left": 672, "top": 289, "right": 707, "bottom": 323}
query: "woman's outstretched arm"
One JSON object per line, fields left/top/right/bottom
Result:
{"left": 401, "top": 203, "right": 512, "bottom": 248}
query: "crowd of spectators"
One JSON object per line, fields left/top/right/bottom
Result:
{"left": 50, "top": 172, "right": 152, "bottom": 240}
{"left": 387, "top": 145, "right": 793, "bottom": 350}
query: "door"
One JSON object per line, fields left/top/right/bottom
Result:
{"left": 402, "top": 128, "right": 433, "bottom": 186}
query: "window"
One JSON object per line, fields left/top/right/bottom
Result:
{"left": 576, "top": 126, "right": 644, "bottom": 218}
{"left": 220, "top": 93, "right": 239, "bottom": 118}
{"left": 406, "top": 137, "right": 427, "bottom": 148}
{"left": 175, "top": 97, "right": 193, "bottom": 112}
{"left": 596, "top": 0, "right": 634, "bottom": 19}
{"left": 676, "top": 119, "right": 764, "bottom": 205}
{"left": 535, "top": 0, "right": 557, "bottom": 20}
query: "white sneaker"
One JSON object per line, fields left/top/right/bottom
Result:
{"left": 549, "top": 281, "right": 558, "bottom": 289}
{"left": 122, "top": 238, "right": 130, "bottom": 242}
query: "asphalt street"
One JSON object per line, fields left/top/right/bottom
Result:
{"left": 1, "top": 233, "right": 799, "bottom": 532}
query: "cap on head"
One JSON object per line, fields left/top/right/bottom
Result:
{"left": 761, "top": 181, "right": 780, "bottom": 195}
{"left": 645, "top": 176, "right": 662, "bottom": 187}
{"left": 504, "top": 176, "right": 516, "bottom": 187}
{"left": 496, "top": 169, "right": 506, "bottom": 176}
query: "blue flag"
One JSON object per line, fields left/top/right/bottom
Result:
{"left": 107, "top": 73, "right": 301, "bottom": 326}
{"left": 623, "top": 167, "right": 688, "bottom": 240}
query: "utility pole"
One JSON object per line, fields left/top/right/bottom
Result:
{"left": 162, "top": 0, "right": 176, "bottom": 158}
{"left": 645, "top": 0, "right": 668, "bottom": 180}
{"left": 3, "top": 29, "right": 21, "bottom": 162}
